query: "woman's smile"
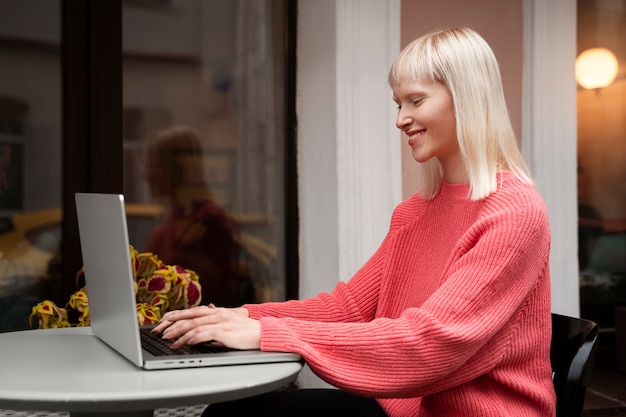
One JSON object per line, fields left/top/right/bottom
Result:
{"left": 406, "top": 128, "right": 426, "bottom": 146}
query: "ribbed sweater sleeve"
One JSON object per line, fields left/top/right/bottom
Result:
{"left": 245, "top": 173, "right": 555, "bottom": 417}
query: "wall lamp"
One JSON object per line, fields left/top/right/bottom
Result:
{"left": 575, "top": 47, "right": 619, "bottom": 89}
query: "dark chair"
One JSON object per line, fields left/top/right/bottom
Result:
{"left": 551, "top": 313, "right": 599, "bottom": 417}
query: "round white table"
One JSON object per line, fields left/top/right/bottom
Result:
{"left": 0, "top": 327, "right": 302, "bottom": 417}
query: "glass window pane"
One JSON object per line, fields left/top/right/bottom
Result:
{"left": 577, "top": 0, "right": 626, "bottom": 328}
{"left": 122, "top": 0, "right": 288, "bottom": 307}
{"left": 0, "top": 0, "right": 63, "bottom": 331}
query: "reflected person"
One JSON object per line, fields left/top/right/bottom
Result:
{"left": 142, "top": 126, "right": 251, "bottom": 307}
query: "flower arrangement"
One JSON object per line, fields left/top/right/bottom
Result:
{"left": 29, "top": 246, "right": 202, "bottom": 329}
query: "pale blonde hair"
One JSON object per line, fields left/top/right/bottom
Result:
{"left": 389, "top": 27, "right": 533, "bottom": 200}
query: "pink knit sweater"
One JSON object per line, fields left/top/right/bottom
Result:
{"left": 245, "top": 172, "right": 556, "bottom": 417}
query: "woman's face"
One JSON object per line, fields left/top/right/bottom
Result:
{"left": 392, "top": 79, "right": 466, "bottom": 183}
{"left": 144, "top": 148, "right": 170, "bottom": 198}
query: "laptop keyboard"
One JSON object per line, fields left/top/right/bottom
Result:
{"left": 140, "top": 327, "right": 232, "bottom": 356}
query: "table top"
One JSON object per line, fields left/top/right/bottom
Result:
{"left": 0, "top": 327, "right": 302, "bottom": 414}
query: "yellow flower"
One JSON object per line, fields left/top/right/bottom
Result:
{"left": 29, "top": 300, "right": 68, "bottom": 329}
{"left": 150, "top": 293, "right": 170, "bottom": 315}
{"left": 30, "top": 245, "right": 201, "bottom": 328}
{"left": 137, "top": 303, "right": 161, "bottom": 325}
{"left": 67, "top": 288, "right": 89, "bottom": 312}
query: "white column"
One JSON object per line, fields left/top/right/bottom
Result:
{"left": 522, "top": 0, "right": 579, "bottom": 317}
{"left": 297, "top": 0, "right": 401, "bottom": 387}
{"left": 298, "top": 0, "right": 401, "bottom": 297}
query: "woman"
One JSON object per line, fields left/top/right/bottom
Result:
{"left": 154, "top": 27, "right": 556, "bottom": 417}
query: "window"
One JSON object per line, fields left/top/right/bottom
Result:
{"left": 0, "top": 0, "right": 63, "bottom": 331}
{"left": 121, "top": 0, "right": 296, "bottom": 306}
{"left": 0, "top": 0, "right": 297, "bottom": 332}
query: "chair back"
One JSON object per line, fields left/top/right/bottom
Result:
{"left": 551, "top": 313, "right": 599, "bottom": 417}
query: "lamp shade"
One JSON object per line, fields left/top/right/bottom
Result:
{"left": 575, "top": 47, "right": 619, "bottom": 89}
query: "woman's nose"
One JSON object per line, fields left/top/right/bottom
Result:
{"left": 395, "top": 108, "right": 411, "bottom": 130}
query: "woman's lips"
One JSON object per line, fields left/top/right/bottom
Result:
{"left": 407, "top": 129, "right": 426, "bottom": 146}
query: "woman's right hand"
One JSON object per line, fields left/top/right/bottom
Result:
{"left": 151, "top": 304, "right": 258, "bottom": 350}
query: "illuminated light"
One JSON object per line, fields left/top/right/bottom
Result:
{"left": 575, "top": 47, "right": 619, "bottom": 89}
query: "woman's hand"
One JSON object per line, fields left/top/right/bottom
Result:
{"left": 152, "top": 305, "right": 261, "bottom": 350}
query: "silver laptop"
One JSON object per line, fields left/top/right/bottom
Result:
{"left": 75, "top": 192, "right": 301, "bottom": 370}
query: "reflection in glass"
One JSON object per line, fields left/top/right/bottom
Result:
{"left": 123, "top": 0, "right": 288, "bottom": 305}
{"left": 142, "top": 126, "right": 252, "bottom": 307}
{"left": 0, "top": 0, "right": 63, "bottom": 331}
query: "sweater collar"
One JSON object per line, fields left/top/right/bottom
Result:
{"left": 439, "top": 180, "right": 471, "bottom": 201}
{"left": 438, "top": 172, "right": 516, "bottom": 201}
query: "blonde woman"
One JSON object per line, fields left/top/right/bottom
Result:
{"left": 155, "top": 27, "right": 556, "bottom": 417}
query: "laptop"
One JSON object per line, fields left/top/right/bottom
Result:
{"left": 75, "top": 192, "right": 301, "bottom": 370}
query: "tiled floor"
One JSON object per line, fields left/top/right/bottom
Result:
{"left": 584, "top": 366, "right": 626, "bottom": 416}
